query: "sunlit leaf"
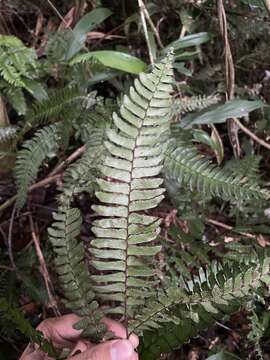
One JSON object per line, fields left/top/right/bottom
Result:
{"left": 71, "top": 51, "right": 147, "bottom": 74}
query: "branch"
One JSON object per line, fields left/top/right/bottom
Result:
{"left": 28, "top": 212, "right": 61, "bottom": 317}
{"left": 0, "top": 144, "right": 86, "bottom": 213}
{"left": 138, "top": 0, "right": 154, "bottom": 65}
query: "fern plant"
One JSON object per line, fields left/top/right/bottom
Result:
{"left": 45, "top": 52, "right": 270, "bottom": 360}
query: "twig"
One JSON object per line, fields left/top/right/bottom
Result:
{"left": 0, "top": 174, "right": 60, "bottom": 214}
{"left": 138, "top": 0, "right": 154, "bottom": 65}
{"left": 0, "top": 143, "right": 86, "bottom": 214}
{"left": 217, "top": 0, "right": 240, "bottom": 158}
{"left": 264, "top": 0, "right": 270, "bottom": 16}
{"left": 49, "top": 144, "right": 86, "bottom": 176}
{"left": 207, "top": 218, "right": 257, "bottom": 239}
{"left": 28, "top": 212, "right": 61, "bottom": 317}
{"left": 46, "top": 0, "right": 69, "bottom": 27}
{"left": 140, "top": 0, "right": 164, "bottom": 48}
{"left": 0, "top": 265, "right": 14, "bottom": 271}
{"left": 233, "top": 118, "right": 270, "bottom": 151}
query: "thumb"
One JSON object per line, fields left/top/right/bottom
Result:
{"left": 68, "top": 339, "right": 135, "bottom": 360}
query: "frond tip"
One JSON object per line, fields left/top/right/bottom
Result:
{"left": 90, "top": 51, "right": 174, "bottom": 322}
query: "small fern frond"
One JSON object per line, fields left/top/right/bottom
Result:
{"left": 15, "top": 124, "right": 60, "bottom": 209}
{"left": 130, "top": 256, "right": 270, "bottom": 335}
{"left": 163, "top": 138, "right": 270, "bottom": 201}
{"left": 24, "top": 87, "right": 94, "bottom": 131}
{"left": 0, "top": 126, "right": 18, "bottom": 144}
{"left": 90, "top": 51, "right": 174, "bottom": 323}
{"left": 48, "top": 207, "right": 106, "bottom": 341}
{"left": 170, "top": 95, "right": 220, "bottom": 117}
{"left": 60, "top": 128, "right": 107, "bottom": 208}
{"left": 0, "top": 35, "right": 38, "bottom": 90}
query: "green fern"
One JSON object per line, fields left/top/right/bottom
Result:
{"left": 138, "top": 257, "right": 270, "bottom": 359}
{"left": 163, "top": 137, "right": 270, "bottom": 201}
{"left": 15, "top": 124, "right": 61, "bottom": 209}
{"left": 130, "top": 256, "right": 270, "bottom": 336}
{"left": 90, "top": 51, "right": 174, "bottom": 324}
{"left": 24, "top": 87, "right": 94, "bottom": 132}
{"left": 0, "top": 35, "right": 38, "bottom": 91}
{"left": 170, "top": 94, "right": 220, "bottom": 117}
{"left": 48, "top": 207, "right": 106, "bottom": 341}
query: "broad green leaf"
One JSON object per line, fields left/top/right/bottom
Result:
{"left": 71, "top": 51, "right": 147, "bottom": 74}
{"left": 163, "top": 32, "right": 210, "bottom": 53}
{"left": 182, "top": 100, "right": 264, "bottom": 126}
{"left": 173, "top": 62, "right": 192, "bottom": 76}
{"left": 66, "top": 8, "right": 112, "bottom": 60}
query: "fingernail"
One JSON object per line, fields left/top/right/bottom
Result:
{"left": 110, "top": 340, "right": 134, "bottom": 360}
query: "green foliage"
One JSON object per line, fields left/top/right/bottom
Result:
{"left": 89, "top": 51, "right": 174, "bottom": 323}
{"left": 170, "top": 95, "right": 220, "bottom": 117}
{"left": 0, "top": 35, "right": 39, "bottom": 92}
{"left": 48, "top": 207, "right": 106, "bottom": 341}
{"left": 24, "top": 87, "right": 93, "bottom": 131}
{"left": 0, "top": 297, "right": 57, "bottom": 358}
{"left": 15, "top": 124, "right": 61, "bottom": 209}
{"left": 136, "top": 257, "right": 270, "bottom": 359}
{"left": 163, "top": 137, "right": 270, "bottom": 201}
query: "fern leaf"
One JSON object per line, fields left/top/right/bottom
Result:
{"left": 90, "top": 51, "right": 174, "bottom": 323}
{"left": 163, "top": 138, "right": 270, "bottom": 201}
{"left": 48, "top": 207, "right": 106, "bottom": 341}
{"left": 60, "top": 128, "right": 107, "bottom": 208}
{"left": 0, "top": 35, "right": 38, "bottom": 90}
{"left": 15, "top": 124, "right": 60, "bottom": 209}
{"left": 130, "top": 256, "right": 270, "bottom": 337}
{"left": 24, "top": 87, "right": 93, "bottom": 131}
{"left": 170, "top": 95, "right": 220, "bottom": 117}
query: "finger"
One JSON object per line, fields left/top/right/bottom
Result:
{"left": 68, "top": 339, "right": 135, "bottom": 360}
{"left": 102, "top": 318, "right": 139, "bottom": 349}
{"left": 19, "top": 350, "right": 46, "bottom": 360}
{"left": 37, "top": 314, "right": 82, "bottom": 348}
{"left": 70, "top": 340, "right": 91, "bottom": 356}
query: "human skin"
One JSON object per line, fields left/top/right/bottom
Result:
{"left": 19, "top": 314, "right": 139, "bottom": 360}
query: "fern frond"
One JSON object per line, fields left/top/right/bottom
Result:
{"left": 15, "top": 124, "right": 60, "bottom": 209}
{"left": 163, "top": 138, "right": 270, "bottom": 201}
{"left": 0, "top": 35, "right": 38, "bottom": 90}
{"left": 0, "top": 126, "right": 18, "bottom": 144}
{"left": 4, "top": 86, "right": 27, "bottom": 115}
{"left": 24, "top": 87, "right": 94, "bottom": 131}
{"left": 170, "top": 95, "right": 219, "bottom": 117}
{"left": 48, "top": 207, "right": 106, "bottom": 341}
{"left": 90, "top": 51, "right": 174, "bottom": 322}
{"left": 60, "top": 128, "right": 107, "bottom": 208}
{"left": 130, "top": 256, "right": 270, "bottom": 336}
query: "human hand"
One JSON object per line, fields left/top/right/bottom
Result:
{"left": 19, "top": 314, "right": 139, "bottom": 360}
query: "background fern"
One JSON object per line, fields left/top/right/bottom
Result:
{"left": 15, "top": 124, "right": 61, "bottom": 209}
